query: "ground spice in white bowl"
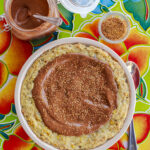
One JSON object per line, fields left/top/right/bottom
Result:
{"left": 99, "top": 12, "right": 130, "bottom": 43}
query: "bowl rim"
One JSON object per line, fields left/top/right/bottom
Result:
{"left": 15, "top": 37, "right": 136, "bottom": 150}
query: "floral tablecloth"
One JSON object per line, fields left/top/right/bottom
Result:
{"left": 0, "top": 0, "right": 150, "bottom": 149}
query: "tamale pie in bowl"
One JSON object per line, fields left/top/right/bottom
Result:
{"left": 15, "top": 37, "right": 136, "bottom": 150}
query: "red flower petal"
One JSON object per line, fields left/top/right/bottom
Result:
{"left": 3, "top": 135, "right": 34, "bottom": 150}
{"left": 133, "top": 114, "right": 150, "bottom": 144}
{"left": 75, "top": 32, "right": 97, "bottom": 41}
{"left": 124, "top": 27, "right": 150, "bottom": 50}
{"left": 108, "top": 143, "right": 118, "bottom": 150}
{"left": 14, "top": 125, "right": 31, "bottom": 141}
{"left": 0, "top": 18, "right": 11, "bottom": 55}
{"left": 100, "top": 40, "right": 126, "bottom": 56}
{"left": 32, "top": 146, "right": 43, "bottom": 150}
{"left": 128, "top": 46, "right": 150, "bottom": 75}
{"left": 82, "top": 18, "right": 100, "bottom": 39}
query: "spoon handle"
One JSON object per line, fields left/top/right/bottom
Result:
{"left": 128, "top": 120, "right": 138, "bottom": 150}
{"left": 33, "top": 14, "right": 62, "bottom": 26}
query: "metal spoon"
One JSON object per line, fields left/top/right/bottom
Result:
{"left": 33, "top": 14, "right": 62, "bottom": 26}
{"left": 126, "top": 61, "right": 140, "bottom": 150}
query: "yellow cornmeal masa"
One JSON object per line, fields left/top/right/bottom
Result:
{"left": 21, "top": 43, "right": 130, "bottom": 150}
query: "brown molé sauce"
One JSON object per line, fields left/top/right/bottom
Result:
{"left": 32, "top": 54, "right": 118, "bottom": 136}
{"left": 11, "top": 0, "right": 49, "bottom": 29}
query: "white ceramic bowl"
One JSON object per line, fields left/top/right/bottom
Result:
{"left": 15, "top": 37, "right": 136, "bottom": 150}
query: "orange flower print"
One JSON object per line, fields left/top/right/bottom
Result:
{"left": 0, "top": 17, "right": 11, "bottom": 55}
{"left": 3, "top": 35, "right": 33, "bottom": 76}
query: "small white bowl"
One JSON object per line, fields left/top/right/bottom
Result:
{"left": 99, "top": 12, "right": 130, "bottom": 43}
{"left": 15, "top": 37, "right": 136, "bottom": 150}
